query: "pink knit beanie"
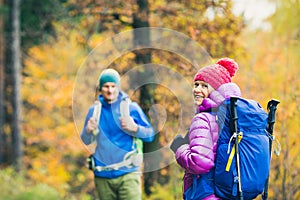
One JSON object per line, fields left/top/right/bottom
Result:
{"left": 193, "top": 57, "right": 239, "bottom": 89}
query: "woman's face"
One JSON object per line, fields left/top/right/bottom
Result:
{"left": 193, "top": 80, "right": 210, "bottom": 106}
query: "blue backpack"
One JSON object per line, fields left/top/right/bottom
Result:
{"left": 214, "top": 97, "right": 270, "bottom": 200}
{"left": 184, "top": 97, "right": 279, "bottom": 200}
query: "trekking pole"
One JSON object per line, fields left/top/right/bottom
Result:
{"left": 230, "top": 97, "right": 243, "bottom": 200}
{"left": 262, "top": 99, "right": 280, "bottom": 200}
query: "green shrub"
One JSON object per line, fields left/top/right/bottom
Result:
{"left": 0, "top": 168, "right": 60, "bottom": 200}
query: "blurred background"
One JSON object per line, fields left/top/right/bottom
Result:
{"left": 0, "top": 0, "right": 299, "bottom": 199}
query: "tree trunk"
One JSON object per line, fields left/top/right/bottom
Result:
{"left": 132, "top": 0, "right": 161, "bottom": 196}
{"left": 0, "top": 0, "right": 5, "bottom": 165}
{"left": 10, "top": 0, "right": 22, "bottom": 171}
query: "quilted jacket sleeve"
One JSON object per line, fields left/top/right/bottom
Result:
{"left": 175, "top": 113, "right": 216, "bottom": 174}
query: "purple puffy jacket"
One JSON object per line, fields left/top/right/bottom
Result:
{"left": 175, "top": 83, "right": 241, "bottom": 199}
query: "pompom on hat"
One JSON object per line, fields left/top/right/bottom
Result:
{"left": 98, "top": 69, "right": 120, "bottom": 90}
{"left": 194, "top": 57, "right": 239, "bottom": 89}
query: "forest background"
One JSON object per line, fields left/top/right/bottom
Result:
{"left": 0, "top": 0, "right": 299, "bottom": 199}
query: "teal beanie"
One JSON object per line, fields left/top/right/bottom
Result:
{"left": 98, "top": 69, "right": 120, "bottom": 90}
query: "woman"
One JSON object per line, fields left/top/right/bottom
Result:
{"left": 172, "top": 58, "right": 242, "bottom": 199}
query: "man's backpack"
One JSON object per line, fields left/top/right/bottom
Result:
{"left": 214, "top": 97, "right": 277, "bottom": 200}
{"left": 87, "top": 97, "right": 144, "bottom": 171}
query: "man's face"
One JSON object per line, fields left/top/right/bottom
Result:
{"left": 100, "top": 82, "right": 119, "bottom": 103}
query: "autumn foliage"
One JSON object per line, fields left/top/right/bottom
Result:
{"left": 1, "top": 0, "right": 299, "bottom": 199}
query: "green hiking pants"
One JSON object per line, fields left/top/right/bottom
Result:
{"left": 94, "top": 172, "right": 142, "bottom": 200}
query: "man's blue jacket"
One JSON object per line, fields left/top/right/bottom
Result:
{"left": 81, "top": 91, "right": 154, "bottom": 178}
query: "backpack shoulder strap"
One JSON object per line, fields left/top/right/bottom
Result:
{"left": 93, "top": 97, "right": 130, "bottom": 122}
{"left": 93, "top": 97, "right": 131, "bottom": 132}
{"left": 120, "top": 97, "right": 143, "bottom": 153}
{"left": 91, "top": 100, "right": 102, "bottom": 137}
{"left": 120, "top": 97, "right": 131, "bottom": 118}
{"left": 92, "top": 100, "right": 102, "bottom": 125}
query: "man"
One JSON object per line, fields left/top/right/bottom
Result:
{"left": 81, "top": 69, "right": 154, "bottom": 200}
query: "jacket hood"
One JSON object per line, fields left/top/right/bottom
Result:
{"left": 197, "top": 83, "right": 241, "bottom": 113}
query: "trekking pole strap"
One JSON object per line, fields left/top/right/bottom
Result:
{"left": 226, "top": 132, "right": 243, "bottom": 172}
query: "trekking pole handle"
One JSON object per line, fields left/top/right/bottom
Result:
{"left": 267, "top": 99, "right": 280, "bottom": 135}
{"left": 230, "top": 97, "right": 239, "bottom": 134}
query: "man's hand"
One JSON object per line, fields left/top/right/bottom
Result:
{"left": 86, "top": 117, "right": 98, "bottom": 134}
{"left": 120, "top": 117, "right": 138, "bottom": 133}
